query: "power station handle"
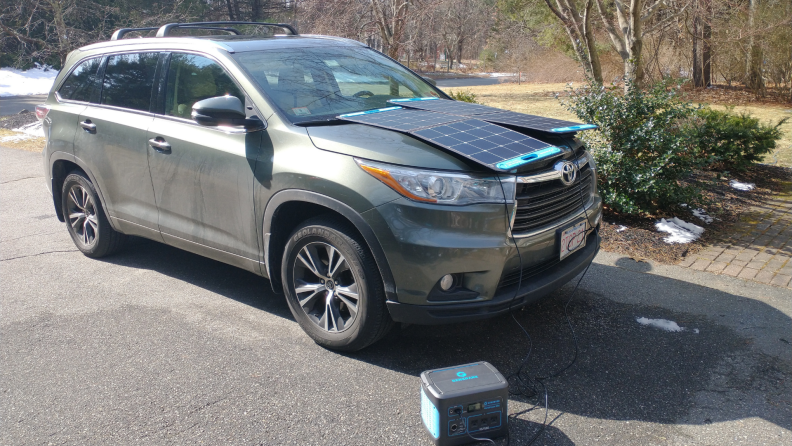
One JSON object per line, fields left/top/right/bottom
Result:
{"left": 148, "top": 138, "right": 171, "bottom": 153}
{"left": 79, "top": 120, "right": 96, "bottom": 133}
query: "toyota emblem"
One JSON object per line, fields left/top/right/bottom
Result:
{"left": 555, "top": 161, "right": 578, "bottom": 186}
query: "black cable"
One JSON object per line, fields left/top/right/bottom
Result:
{"left": 500, "top": 148, "right": 601, "bottom": 446}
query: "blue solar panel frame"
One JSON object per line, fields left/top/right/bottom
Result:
{"left": 338, "top": 107, "right": 563, "bottom": 171}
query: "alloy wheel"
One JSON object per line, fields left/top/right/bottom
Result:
{"left": 292, "top": 242, "right": 359, "bottom": 333}
{"left": 66, "top": 184, "right": 98, "bottom": 246}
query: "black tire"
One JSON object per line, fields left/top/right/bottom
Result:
{"left": 281, "top": 217, "right": 393, "bottom": 351}
{"left": 61, "top": 171, "right": 126, "bottom": 258}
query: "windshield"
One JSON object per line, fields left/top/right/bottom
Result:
{"left": 233, "top": 46, "right": 443, "bottom": 123}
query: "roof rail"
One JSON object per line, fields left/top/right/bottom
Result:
{"left": 156, "top": 21, "right": 298, "bottom": 38}
{"left": 111, "top": 27, "right": 159, "bottom": 41}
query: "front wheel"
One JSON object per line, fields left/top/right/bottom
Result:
{"left": 281, "top": 217, "right": 392, "bottom": 351}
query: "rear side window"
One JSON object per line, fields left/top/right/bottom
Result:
{"left": 58, "top": 57, "right": 102, "bottom": 102}
{"left": 164, "top": 53, "right": 243, "bottom": 119}
{"left": 100, "top": 53, "right": 159, "bottom": 112}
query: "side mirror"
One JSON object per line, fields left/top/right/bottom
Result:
{"left": 422, "top": 76, "right": 437, "bottom": 86}
{"left": 192, "top": 96, "right": 264, "bottom": 130}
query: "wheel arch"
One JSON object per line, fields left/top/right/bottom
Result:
{"left": 49, "top": 152, "right": 116, "bottom": 230}
{"left": 263, "top": 190, "right": 397, "bottom": 302}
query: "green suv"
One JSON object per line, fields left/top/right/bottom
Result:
{"left": 38, "top": 22, "right": 602, "bottom": 351}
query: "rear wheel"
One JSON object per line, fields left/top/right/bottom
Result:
{"left": 281, "top": 217, "right": 392, "bottom": 351}
{"left": 61, "top": 172, "right": 126, "bottom": 258}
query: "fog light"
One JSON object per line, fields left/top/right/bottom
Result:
{"left": 439, "top": 274, "right": 454, "bottom": 291}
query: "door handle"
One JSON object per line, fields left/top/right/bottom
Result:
{"left": 79, "top": 120, "right": 96, "bottom": 133}
{"left": 148, "top": 138, "right": 171, "bottom": 153}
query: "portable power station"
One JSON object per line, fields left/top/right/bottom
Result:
{"left": 420, "top": 362, "right": 509, "bottom": 445}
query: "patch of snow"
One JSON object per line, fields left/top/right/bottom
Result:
{"left": 0, "top": 64, "right": 58, "bottom": 97}
{"left": 0, "top": 121, "right": 44, "bottom": 143}
{"left": 13, "top": 121, "right": 44, "bottom": 137}
{"left": 475, "top": 72, "right": 516, "bottom": 78}
{"left": 655, "top": 217, "right": 704, "bottom": 244}
{"left": 729, "top": 180, "right": 755, "bottom": 191}
{"left": 616, "top": 225, "right": 628, "bottom": 232}
{"left": 636, "top": 317, "right": 684, "bottom": 332}
{"left": 692, "top": 208, "right": 714, "bottom": 224}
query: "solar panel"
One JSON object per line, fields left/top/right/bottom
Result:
{"left": 388, "top": 98, "right": 597, "bottom": 133}
{"left": 338, "top": 107, "right": 465, "bottom": 132}
{"left": 338, "top": 107, "right": 563, "bottom": 171}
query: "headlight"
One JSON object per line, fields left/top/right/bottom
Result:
{"left": 356, "top": 159, "right": 513, "bottom": 205}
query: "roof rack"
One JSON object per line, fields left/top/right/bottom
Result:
{"left": 111, "top": 27, "right": 160, "bottom": 41}
{"left": 110, "top": 22, "right": 298, "bottom": 41}
{"left": 156, "top": 21, "right": 298, "bottom": 38}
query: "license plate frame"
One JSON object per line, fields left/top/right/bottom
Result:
{"left": 558, "top": 219, "right": 588, "bottom": 260}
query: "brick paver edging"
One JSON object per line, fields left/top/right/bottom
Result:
{"left": 678, "top": 181, "right": 792, "bottom": 288}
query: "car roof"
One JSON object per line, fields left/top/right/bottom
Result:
{"left": 77, "top": 34, "right": 367, "bottom": 56}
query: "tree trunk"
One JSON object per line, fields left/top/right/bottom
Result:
{"left": 46, "top": 0, "right": 70, "bottom": 66}
{"left": 582, "top": 0, "right": 603, "bottom": 83}
{"left": 251, "top": 0, "right": 261, "bottom": 21}
{"left": 624, "top": 0, "right": 644, "bottom": 91}
{"left": 746, "top": 0, "right": 764, "bottom": 95}
{"left": 702, "top": 0, "right": 711, "bottom": 87}
{"left": 693, "top": 6, "right": 703, "bottom": 88}
{"left": 225, "top": 0, "right": 236, "bottom": 21}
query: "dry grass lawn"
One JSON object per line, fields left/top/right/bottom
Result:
{"left": 442, "top": 83, "right": 792, "bottom": 168}
{"left": 0, "top": 129, "right": 45, "bottom": 152}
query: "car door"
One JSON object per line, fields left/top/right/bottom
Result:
{"left": 72, "top": 52, "right": 161, "bottom": 239}
{"left": 146, "top": 52, "right": 261, "bottom": 271}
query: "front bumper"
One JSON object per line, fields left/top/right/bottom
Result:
{"left": 385, "top": 231, "right": 600, "bottom": 324}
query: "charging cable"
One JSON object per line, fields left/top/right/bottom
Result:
{"left": 500, "top": 148, "right": 600, "bottom": 446}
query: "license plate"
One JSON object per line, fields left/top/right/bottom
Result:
{"left": 559, "top": 220, "right": 587, "bottom": 260}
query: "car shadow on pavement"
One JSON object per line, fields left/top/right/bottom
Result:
{"left": 98, "top": 236, "right": 293, "bottom": 321}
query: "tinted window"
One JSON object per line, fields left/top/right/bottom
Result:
{"left": 164, "top": 54, "right": 243, "bottom": 119}
{"left": 101, "top": 53, "right": 159, "bottom": 111}
{"left": 58, "top": 57, "right": 102, "bottom": 102}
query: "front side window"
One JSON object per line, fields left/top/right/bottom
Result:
{"left": 164, "top": 53, "right": 243, "bottom": 119}
{"left": 58, "top": 57, "right": 102, "bottom": 102}
{"left": 100, "top": 52, "right": 159, "bottom": 112}
{"left": 233, "top": 46, "right": 442, "bottom": 123}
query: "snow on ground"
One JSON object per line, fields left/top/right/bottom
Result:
{"left": 655, "top": 217, "right": 704, "bottom": 244}
{"left": 616, "top": 225, "right": 628, "bottom": 232}
{"left": 636, "top": 317, "right": 700, "bottom": 334}
{"left": 0, "top": 65, "right": 58, "bottom": 97}
{"left": 475, "top": 72, "right": 516, "bottom": 78}
{"left": 691, "top": 208, "right": 714, "bottom": 224}
{"left": 0, "top": 121, "right": 44, "bottom": 143}
{"left": 729, "top": 180, "right": 756, "bottom": 191}
{"left": 636, "top": 317, "right": 683, "bottom": 332}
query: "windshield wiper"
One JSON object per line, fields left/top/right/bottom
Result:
{"left": 294, "top": 117, "right": 348, "bottom": 127}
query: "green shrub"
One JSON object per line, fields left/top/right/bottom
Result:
{"left": 560, "top": 81, "right": 703, "bottom": 215}
{"left": 448, "top": 90, "right": 479, "bottom": 103}
{"left": 692, "top": 108, "right": 786, "bottom": 170}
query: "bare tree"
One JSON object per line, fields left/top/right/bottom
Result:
{"left": 542, "top": 0, "right": 603, "bottom": 82}
{"left": 369, "top": 0, "right": 411, "bottom": 59}
{"left": 594, "top": 0, "right": 690, "bottom": 89}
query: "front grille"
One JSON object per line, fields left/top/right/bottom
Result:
{"left": 498, "top": 257, "right": 560, "bottom": 289}
{"left": 512, "top": 164, "right": 593, "bottom": 234}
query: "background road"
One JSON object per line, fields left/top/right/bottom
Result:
{"left": 1, "top": 146, "right": 790, "bottom": 445}
{"left": 0, "top": 95, "right": 48, "bottom": 115}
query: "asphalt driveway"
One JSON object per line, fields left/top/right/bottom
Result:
{"left": 1, "top": 146, "right": 790, "bottom": 445}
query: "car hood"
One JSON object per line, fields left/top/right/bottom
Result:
{"left": 306, "top": 123, "right": 474, "bottom": 171}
